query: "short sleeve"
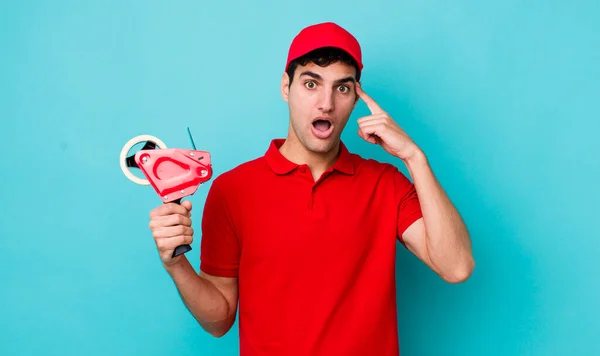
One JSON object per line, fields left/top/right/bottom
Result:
{"left": 393, "top": 167, "right": 423, "bottom": 245}
{"left": 199, "top": 176, "right": 240, "bottom": 277}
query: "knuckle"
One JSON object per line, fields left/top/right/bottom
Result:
{"left": 152, "top": 228, "right": 164, "bottom": 239}
{"left": 149, "top": 218, "right": 160, "bottom": 229}
{"left": 181, "top": 235, "right": 191, "bottom": 245}
{"left": 160, "top": 252, "right": 171, "bottom": 262}
{"left": 154, "top": 205, "right": 168, "bottom": 216}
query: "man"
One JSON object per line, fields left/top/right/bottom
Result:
{"left": 148, "top": 22, "right": 474, "bottom": 355}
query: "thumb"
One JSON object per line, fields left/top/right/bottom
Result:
{"left": 180, "top": 200, "right": 193, "bottom": 214}
{"left": 358, "top": 128, "right": 378, "bottom": 144}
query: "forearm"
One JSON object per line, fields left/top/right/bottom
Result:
{"left": 405, "top": 150, "right": 474, "bottom": 282}
{"left": 163, "top": 258, "right": 234, "bottom": 336}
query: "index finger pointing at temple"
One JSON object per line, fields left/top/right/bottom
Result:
{"left": 356, "top": 83, "right": 385, "bottom": 114}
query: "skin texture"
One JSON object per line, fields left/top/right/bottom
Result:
{"left": 146, "top": 58, "right": 475, "bottom": 338}
{"left": 279, "top": 61, "right": 359, "bottom": 181}
{"left": 352, "top": 84, "right": 475, "bottom": 284}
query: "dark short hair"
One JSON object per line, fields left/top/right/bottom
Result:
{"left": 286, "top": 46, "right": 362, "bottom": 85}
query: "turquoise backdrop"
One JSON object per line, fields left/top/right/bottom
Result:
{"left": 2, "top": 1, "right": 599, "bottom": 355}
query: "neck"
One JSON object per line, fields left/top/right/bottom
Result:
{"left": 279, "top": 135, "right": 341, "bottom": 179}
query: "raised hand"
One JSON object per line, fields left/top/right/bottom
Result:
{"left": 355, "top": 83, "right": 420, "bottom": 161}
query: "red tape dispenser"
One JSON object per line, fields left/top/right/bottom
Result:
{"left": 119, "top": 127, "right": 213, "bottom": 257}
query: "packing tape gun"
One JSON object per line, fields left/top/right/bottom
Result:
{"left": 119, "top": 127, "right": 213, "bottom": 257}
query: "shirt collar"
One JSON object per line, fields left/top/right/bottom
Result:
{"left": 265, "top": 138, "right": 355, "bottom": 175}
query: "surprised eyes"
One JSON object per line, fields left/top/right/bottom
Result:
{"left": 304, "top": 80, "right": 351, "bottom": 93}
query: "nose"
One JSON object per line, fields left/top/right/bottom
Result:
{"left": 318, "top": 88, "right": 335, "bottom": 113}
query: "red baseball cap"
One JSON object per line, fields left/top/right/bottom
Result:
{"left": 285, "top": 22, "right": 363, "bottom": 72}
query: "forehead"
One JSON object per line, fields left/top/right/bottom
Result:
{"left": 295, "top": 61, "right": 357, "bottom": 81}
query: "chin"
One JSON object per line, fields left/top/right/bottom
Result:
{"left": 289, "top": 119, "right": 342, "bottom": 154}
{"left": 303, "top": 136, "right": 339, "bottom": 154}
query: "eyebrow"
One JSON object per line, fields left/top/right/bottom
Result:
{"left": 299, "top": 71, "right": 356, "bottom": 85}
{"left": 334, "top": 76, "right": 356, "bottom": 85}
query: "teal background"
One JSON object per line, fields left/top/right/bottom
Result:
{"left": 1, "top": 1, "right": 599, "bottom": 355}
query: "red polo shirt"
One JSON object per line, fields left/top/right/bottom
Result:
{"left": 200, "top": 139, "right": 422, "bottom": 356}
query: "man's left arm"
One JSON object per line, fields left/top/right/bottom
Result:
{"left": 355, "top": 83, "right": 475, "bottom": 283}
{"left": 401, "top": 150, "right": 474, "bottom": 283}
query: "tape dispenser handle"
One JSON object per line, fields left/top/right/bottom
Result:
{"left": 170, "top": 198, "right": 193, "bottom": 257}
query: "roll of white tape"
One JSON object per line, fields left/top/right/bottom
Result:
{"left": 119, "top": 134, "right": 167, "bottom": 185}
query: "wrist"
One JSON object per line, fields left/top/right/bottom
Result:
{"left": 402, "top": 145, "right": 426, "bottom": 166}
{"left": 163, "top": 256, "right": 188, "bottom": 275}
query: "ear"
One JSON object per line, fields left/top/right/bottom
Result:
{"left": 281, "top": 72, "right": 290, "bottom": 102}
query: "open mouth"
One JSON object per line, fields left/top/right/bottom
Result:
{"left": 311, "top": 117, "right": 334, "bottom": 139}
{"left": 312, "top": 118, "right": 332, "bottom": 131}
